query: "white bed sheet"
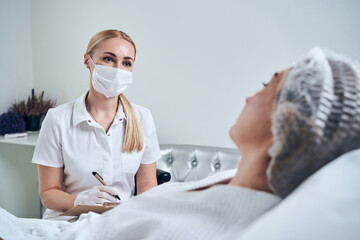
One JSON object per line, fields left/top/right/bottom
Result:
{"left": 0, "top": 169, "right": 280, "bottom": 240}
{"left": 0, "top": 207, "right": 70, "bottom": 240}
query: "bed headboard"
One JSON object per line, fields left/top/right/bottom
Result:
{"left": 157, "top": 144, "right": 240, "bottom": 182}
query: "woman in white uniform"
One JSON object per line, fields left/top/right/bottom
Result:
{"left": 32, "top": 29, "right": 161, "bottom": 219}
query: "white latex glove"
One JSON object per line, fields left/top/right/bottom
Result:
{"left": 74, "top": 186, "right": 121, "bottom": 206}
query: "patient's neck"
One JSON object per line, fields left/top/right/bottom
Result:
{"left": 229, "top": 146, "right": 272, "bottom": 193}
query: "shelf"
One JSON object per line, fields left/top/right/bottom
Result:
{"left": 0, "top": 132, "right": 39, "bottom": 146}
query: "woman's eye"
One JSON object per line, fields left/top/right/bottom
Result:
{"left": 123, "top": 61, "right": 132, "bottom": 67}
{"left": 103, "top": 57, "right": 114, "bottom": 62}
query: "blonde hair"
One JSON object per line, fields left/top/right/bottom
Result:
{"left": 86, "top": 29, "right": 143, "bottom": 153}
{"left": 86, "top": 29, "right": 136, "bottom": 58}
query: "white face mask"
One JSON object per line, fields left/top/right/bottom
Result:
{"left": 88, "top": 56, "right": 133, "bottom": 98}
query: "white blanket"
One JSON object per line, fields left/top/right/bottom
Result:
{"left": 0, "top": 208, "right": 70, "bottom": 240}
{"left": 0, "top": 169, "right": 280, "bottom": 240}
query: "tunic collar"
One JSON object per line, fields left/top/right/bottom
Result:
{"left": 72, "top": 92, "right": 126, "bottom": 126}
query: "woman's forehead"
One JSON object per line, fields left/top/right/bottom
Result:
{"left": 95, "top": 38, "right": 135, "bottom": 57}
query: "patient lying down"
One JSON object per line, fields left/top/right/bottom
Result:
{"left": 1, "top": 47, "right": 360, "bottom": 240}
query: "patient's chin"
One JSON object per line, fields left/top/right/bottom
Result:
{"left": 229, "top": 126, "right": 235, "bottom": 141}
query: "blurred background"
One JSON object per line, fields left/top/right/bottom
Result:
{"left": 1, "top": 0, "right": 360, "bottom": 148}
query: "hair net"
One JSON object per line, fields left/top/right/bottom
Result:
{"left": 267, "top": 47, "right": 360, "bottom": 198}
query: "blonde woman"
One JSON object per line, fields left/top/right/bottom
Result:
{"left": 32, "top": 30, "right": 161, "bottom": 220}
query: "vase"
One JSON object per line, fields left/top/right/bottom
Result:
{"left": 26, "top": 116, "right": 41, "bottom": 131}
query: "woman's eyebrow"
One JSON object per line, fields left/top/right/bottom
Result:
{"left": 263, "top": 73, "right": 277, "bottom": 87}
{"left": 268, "top": 72, "right": 279, "bottom": 84}
{"left": 124, "top": 56, "right": 134, "bottom": 61}
{"left": 103, "top": 52, "right": 116, "bottom": 57}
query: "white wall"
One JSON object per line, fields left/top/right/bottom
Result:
{"left": 0, "top": 0, "right": 33, "bottom": 114}
{"left": 3, "top": 0, "right": 360, "bottom": 148}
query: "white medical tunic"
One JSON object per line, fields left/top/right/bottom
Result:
{"left": 32, "top": 93, "right": 161, "bottom": 218}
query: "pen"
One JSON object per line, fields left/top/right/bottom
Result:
{"left": 92, "top": 171, "right": 121, "bottom": 200}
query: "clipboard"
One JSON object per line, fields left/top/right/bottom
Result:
{"left": 60, "top": 204, "right": 117, "bottom": 216}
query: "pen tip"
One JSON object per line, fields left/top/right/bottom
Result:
{"left": 92, "top": 171, "right": 96, "bottom": 175}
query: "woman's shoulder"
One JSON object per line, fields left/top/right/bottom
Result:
{"left": 131, "top": 103, "right": 151, "bottom": 114}
{"left": 130, "top": 103, "right": 154, "bottom": 122}
{"left": 44, "top": 99, "right": 78, "bottom": 124}
{"left": 48, "top": 100, "right": 76, "bottom": 115}
{"left": 129, "top": 102, "right": 157, "bottom": 136}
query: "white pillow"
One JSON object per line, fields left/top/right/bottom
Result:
{"left": 238, "top": 148, "right": 360, "bottom": 240}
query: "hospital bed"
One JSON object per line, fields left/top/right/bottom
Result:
{"left": 1, "top": 145, "right": 359, "bottom": 240}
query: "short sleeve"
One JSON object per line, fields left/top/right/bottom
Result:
{"left": 140, "top": 111, "right": 161, "bottom": 165}
{"left": 32, "top": 109, "right": 64, "bottom": 168}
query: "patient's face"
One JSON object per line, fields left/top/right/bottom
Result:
{"left": 230, "top": 70, "right": 287, "bottom": 153}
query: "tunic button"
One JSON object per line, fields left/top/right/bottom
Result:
{"left": 119, "top": 118, "right": 123, "bottom": 122}
{"left": 108, "top": 133, "right": 110, "bottom": 136}
{"left": 88, "top": 120, "right": 91, "bottom": 123}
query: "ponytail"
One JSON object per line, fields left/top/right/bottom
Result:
{"left": 119, "top": 94, "right": 143, "bottom": 153}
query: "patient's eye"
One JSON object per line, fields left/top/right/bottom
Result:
{"left": 262, "top": 82, "right": 268, "bottom": 87}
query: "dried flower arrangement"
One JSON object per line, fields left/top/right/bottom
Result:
{"left": 9, "top": 89, "right": 56, "bottom": 117}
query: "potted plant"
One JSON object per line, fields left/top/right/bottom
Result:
{"left": 9, "top": 89, "right": 56, "bottom": 131}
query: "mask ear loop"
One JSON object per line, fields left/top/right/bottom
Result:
{"left": 87, "top": 54, "right": 97, "bottom": 67}
{"left": 87, "top": 54, "right": 98, "bottom": 80}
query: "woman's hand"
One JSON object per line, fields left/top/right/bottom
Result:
{"left": 74, "top": 186, "right": 121, "bottom": 206}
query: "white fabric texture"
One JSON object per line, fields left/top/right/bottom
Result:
{"left": 58, "top": 169, "right": 280, "bottom": 240}
{"left": 0, "top": 207, "right": 70, "bottom": 240}
{"left": 0, "top": 169, "right": 280, "bottom": 240}
{"left": 32, "top": 92, "right": 161, "bottom": 219}
{"left": 238, "top": 148, "right": 360, "bottom": 240}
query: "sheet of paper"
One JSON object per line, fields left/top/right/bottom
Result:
{"left": 60, "top": 204, "right": 117, "bottom": 216}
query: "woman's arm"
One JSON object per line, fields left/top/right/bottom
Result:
{"left": 136, "top": 162, "right": 157, "bottom": 195}
{"left": 38, "top": 165, "right": 76, "bottom": 212}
